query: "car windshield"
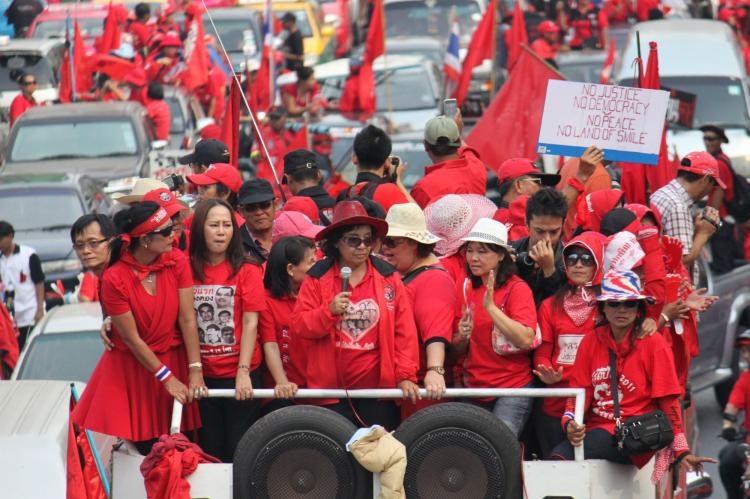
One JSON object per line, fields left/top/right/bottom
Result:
{"left": 10, "top": 120, "right": 139, "bottom": 161}
{"left": 385, "top": 0, "right": 481, "bottom": 45}
{"left": 0, "top": 54, "right": 54, "bottom": 91}
{"left": 620, "top": 76, "right": 750, "bottom": 129}
{"left": 32, "top": 17, "right": 104, "bottom": 39}
{"left": 16, "top": 331, "right": 103, "bottom": 383}
{"left": 166, "top": 96, "right": 186, "bottom": 133}
{"left": 207, "top": 19, "right": 259, "bottom": 55}
{"left": 280, "top": 10, "right": 313, "bottom": 38}
{"left": 0, "top": 188, "right": 83, "bottom": 231}
{"left": 558, "top": 59, "right": 604, "bottom": 83}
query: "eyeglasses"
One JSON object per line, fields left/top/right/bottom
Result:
{"left": 21, "top": 80, "right": 36, "bottom": 86}
{"left": 565, "top": 252, "right": 595, "bottom": 267}
{"left": 519, "top": 177, "right": 543, "bottom": 185}
{"left": 382, "top": 237, "right": 406, "bottom": 249}
{"left": 703, "top": 136, "right": 720, "bottom": 142}
{"left": 72, "top": 238, "right": 110, "bottom": 251}
{"left": 241, "top": 201, "right": 273, "bottom": 212}
{"left": 149, "top": 225, "right": 175, "bottom": 238}
{"left": 342, "top": 235, "right": 374, "bottom": 248}
{"left": 604, "top": 301, "right": 639, "bottom": 309}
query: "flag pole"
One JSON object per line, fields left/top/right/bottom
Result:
{"left": 490, "top": 0, "right": 497, "bottom": 100}
{"left": 636, "top": 30, "right": 642, "bottom": 87}
{"left": 67, "top": 15, "right": 76, "bottom": 102}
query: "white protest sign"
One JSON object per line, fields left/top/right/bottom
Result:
{"left": 536, "top": 80, "right": 669, "bottom": 164}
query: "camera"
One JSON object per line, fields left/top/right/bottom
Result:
{"left": 162, "top": 174, "right": 185, "bottom": 192}
{"left": 516, "top": 251, "right": 534, "bottom": 267}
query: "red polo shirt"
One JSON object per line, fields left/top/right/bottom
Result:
{"left": 729, "top": 371, "right": 750, "bottom": 433}
{"left": 9, "top": 94, "right": 36, "bottom": 127}
{"left": 411, "top": 146, "right": 487, "bottom": 208}
{"left": 147, "top": 99, "right": 171, "bottom": 141}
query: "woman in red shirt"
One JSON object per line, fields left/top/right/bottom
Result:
{"left": 72, "top": 202, "right": 203, "bottom": 455}
{"left": 189, "top": 199, "right": 267, "bottom": 463}
{"left": 381, "top": 203, "right": 455, "bottom": 417}
{"left": 453, "top": 217, "right": 539, "bottom": 437}
{"left": 554, "top": 270, "right": 714, "bottom": 476}
{"left": 533, "top": 231, "right": 605, "bottom": 456}
{"left": 294, "top": 200, "right": 420, "bottom": 429}
{"left": 282, "top": 66, "right": 328, "bottom": 117}
{"left": 258, "top": 236, "right": 317, "bottom": 413}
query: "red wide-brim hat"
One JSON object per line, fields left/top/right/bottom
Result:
{"left": 315, "top": 200, "right": 388, "bottom": 241}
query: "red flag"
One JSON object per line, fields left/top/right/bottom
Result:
{"left": 221, "top": 78, "right": 241, "bottom": 167}
{"left": 466, "top": 46, "right": 563, "bottom": 167}
{"left": 179, "top": 11, "right": 209, "bottom": 91}
{"left": 454, "top": 0, "right": 496, "bottom": 105}
{"left": 335, "top": 0, "right": 351, "bottom": 58}
{"left": 358, "top": 0, "right": 385, "bottom": 114}
{"left": 89, "top": 54, "right": 135, "bottom": 81}
{"left": 94, "top": 1, "right": 122, "bottom": 55}
{"left": 59, "top": 22, "right": 91, "bottom": 103}
{"left": 506, "top": 0, "right": 528, "bottom": 71}
{"left": 599, "top": 39, "right": 616, "bottom": 84}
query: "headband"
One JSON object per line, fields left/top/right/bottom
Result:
{"left": 130, "top": 207, "right": 170, "bottom": 237}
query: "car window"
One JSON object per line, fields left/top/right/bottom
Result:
{"left": 385, "top": 0, "right": 481, "bottom": 44}
{"left": 0, "top": 54, "right": 55, "bottom": 90}
{"left": 0, "top": 188, "right": 84, "bottom": 231}
{"left": 16, "top": 331, "right": 103, "bottom": 383}
{"left": 281, "top": 10, "right": 313, "bottom": 38}
{"left": 207, "top": 18, "right": 259, "bottom": 55}
{"left": 32, "top": 18, "right": 104, "bottom": 39}
{"left": 558, "top": 60, "right": 602, "bottom": 83}
{"left": 166, "top": 95, "right": 186, "bottom": 134}
{"left": 10, "top": 120, "right": 139, "bottom": 161}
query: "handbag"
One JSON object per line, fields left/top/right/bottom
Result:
{"left": 609, "top": 349, "right": 674, "bottom": 455}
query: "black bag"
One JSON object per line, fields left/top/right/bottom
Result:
{"left": 609, "top": 350, "right": 674, "bottom": 455}
{"left": 725, "top": 161, "right": 750, "bottom": 223}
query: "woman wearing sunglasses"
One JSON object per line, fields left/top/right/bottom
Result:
{"left": 72, "top": 202, "right": 203, "bottom": 455}
{"left": 533, "top": 232, "right": 605, "bottom": 456}
{"left": 553, "top": 270, "right": 715, "bottom": 475}
{"left": 294, "top": 200, "right": 420, "bottom": 429}
{"left": 189, "top": 199, "right": 268, "bottom": 462}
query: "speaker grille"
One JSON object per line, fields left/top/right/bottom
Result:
{"left": 249, "top": 431, "right": 357, "bottom": 499}
{"left": 406, "top": 427, "right": 506, "bottom": 499}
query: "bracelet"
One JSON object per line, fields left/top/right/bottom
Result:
{"left": 237, "top": 364, "right": 250, "bottom": 371}
{"left": 189, "top": 362, "right": 203, "bottom": 370}
{"left": 154, "top": 365, "right": 173, "bottom": 383}
{"left": 660, "top": 313, "right": 671, "bottom": 324}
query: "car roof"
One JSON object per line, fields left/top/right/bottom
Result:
{"left": 277, "top": 54, "right": 426, "bottom": 85}
{"left": 37, "top": 303, "right": 103, "bottom": 334}
{"left": 0, "top": 380, "right": 83, "bottom": 437}
{"left": 0, "top": 173, "right": 83, "bottom": 187}
{"left": 0, "top": 38, "right": 65, "bottom": 54}
{"left": 616, "top": 19, "right": 745, "bottom": 80}
{"left": 20, "top": 101, "right": 145, "bottom": 121}
{"left": 206, "top": 7, "right": 259, "bottom": 19}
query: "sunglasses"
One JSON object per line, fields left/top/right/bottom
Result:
{"left": 242, "top": 200, "right": 273, "bottom": 212}
{"left": 565, "top": 252, "right": 595, "bottom": 267}
{"left": 604, "top": 300, "right": 639, "bottom": 309}
{"left": 72, "top": 238, "right": 110, "bottom": 251}
{"left": 703, "top": 136, "right": 720, "bottom": 142}
{"left": 343, "top": 235, "right": 374, "bottom": 248}
{"left": 382, "top": 237, "right": 406, "bottom": 249}
{"left": 519, "top": 177, "right": 543, "bottom": 185}
{"left": 150, "top": 225, "right": 175, "bottom": 238}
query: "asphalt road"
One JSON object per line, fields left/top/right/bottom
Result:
{"left": 695, "top": 387, "right": 727, "bottom": 499}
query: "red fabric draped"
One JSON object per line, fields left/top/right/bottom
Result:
{"left": 220, "top": 78, "right": 240, "bottom": 167}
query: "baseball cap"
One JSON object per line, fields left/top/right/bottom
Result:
{"left": 424, "top": 116, "right": 461, "bottom": 148}
{"left": 282, "top": 149, "right": 319, "bottom": 184}
{"left": 678, "top": 151, "right": 726, "bottom": 189}
{"left": 186, "top": 163, "right": 242, "bottom": 193}
{"left": 142, "top": 188, "right": 188, "bottom": 218}
{"left": 272, "top": 211, "right": 323, "bottom": 243}
{"left": 179, "top": 139, "right": 230, "bottom": 166}
{"left": 538, "top": 20, "right": 560, "bottom": 34}
{"left": 238, "top": 178, "right": 275, "bottom": 205}
{"left": 282, "top": 195, "right": 321, "bottom": 224}
{"left": 496, "top": 158, "right": 561, "bottom": 187}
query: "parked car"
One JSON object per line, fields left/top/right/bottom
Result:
{"left": 1, "top": 101, "right": 154, "bottom": 181}
{"left": 0, "top": 173, "right": 112, "bottom": 304}
{"left": 28, "top": 3, "right": 108, "bottom": 53}
{"left": 557, "top": 50, "right": 608, "bottom": 83}
{"left": 0, "top": 38, "right": 65, "bottom": 121}
{"left": 164, "top": 85, "right": 206, "bottom": 150}
{"left": 12, "top": 303, "right": 104, "bottom": 382}
{"left": 614, "top": 19, "right": 750, "bottom": 176}
{"left": 204, "top": 8, "right": 263, "bottom": 73}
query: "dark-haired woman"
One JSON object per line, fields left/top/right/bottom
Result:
{"left": 72, "top": 202, "right": 203, "bottom": 454}
{"left": 453, "top": 217, "right": 538, "bottom": 437}
{"left": 189, "top": 199, "right": 267, "bottom": 463}
{"left": 294, "top": 200, "right": 420, "bottom": 430}
{"left": 553, "top": 270, "right": 714, "bottom": 476}
{"left": 71, "top": 214, "right": 117, "bottom": 303}
{"left": 533, "top": 232, "right": 605, "bottom": 456}
{"left": 258, "top": 236, "right": 317, "bottom": 412}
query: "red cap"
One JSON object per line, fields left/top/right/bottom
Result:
{"left": 678, "top": 151, "right": 726, "bottom": 189}
{"left": 282, "top": 196, "right": 320, "bottom": 224}
{"left": 272, "top": 211, "right": 323, "bottom": 243}
{"left": 142, "top": 188, "right": 187, "bottom": 218}
{"left": 718, "top": 8, "right": 736, "bottom": 22}
{"left": 160, "top": 34, "right": 182, "bottom": 48}
{"left": 123, "top": 67, "right": 146, "bottom": 86}
{"left": 200, "top": 124, "right": 222, "bottom": 140}
{"left": 538, "top": 20, "right": 560, "bottom": 34}
{"left": 496, "top": 158, "right": 560, "bottom": 186}
{"left": 187, "top": 163, "right": 242, "bottom": 193}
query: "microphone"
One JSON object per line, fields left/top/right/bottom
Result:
{"left": 341, "top": 266, "right": 352, "bottom": 293}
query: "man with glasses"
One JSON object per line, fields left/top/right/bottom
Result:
{"left": 701, "top": 125, "right": 739, "bottom": 274}
{"left": 493, "top": 158, "right": 560, "bottom": 225}
{"left": 237, "top": 179, "right": 277, "bottom": 262}
{"left": 9, "top": 72, "right": 39, "bottom": 127}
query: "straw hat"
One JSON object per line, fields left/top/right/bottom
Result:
{"left": 424, "top": 194, "right": 498, "bottom": 257}
{"left": 112, "top": 178, "right": 169, "bottom": 204}
{"left": 385, "top": 203, "right": 442, "bottom": 245}
{"left": 461, "top": 217, "right": 512, "bottom": 251}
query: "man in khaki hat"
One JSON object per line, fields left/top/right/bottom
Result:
{"left": 411, "top": 114, "right": 487, "bottom": 209}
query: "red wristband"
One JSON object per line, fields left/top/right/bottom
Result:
{"left": 568, "top": 178, "right": 585, "bottom": 193}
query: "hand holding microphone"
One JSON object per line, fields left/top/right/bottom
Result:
{"left": 329, "top": 266, "right": 353, "bottom": 316}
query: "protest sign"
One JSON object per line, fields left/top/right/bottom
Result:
{"left": 536, "top": 80, "right": 670, "bottom": 164}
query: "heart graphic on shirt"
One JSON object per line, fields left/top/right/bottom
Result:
{"left": 337, "top": 298, "right": 380, "bottom": 344}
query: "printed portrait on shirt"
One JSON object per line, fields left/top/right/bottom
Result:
{"left": 194, "top": 284, "right": 237, "bottom": 349}
{"left": 336, "top": 298, "right": 379, "bottom": 350}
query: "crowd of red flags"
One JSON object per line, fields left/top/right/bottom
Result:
{"left": 454, "top": 0, "right": 497, "bottom": 106}
{"left": 506, "top": 0, "right": 529, "bottom": 71}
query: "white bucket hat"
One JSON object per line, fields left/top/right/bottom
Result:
{"left": 112, "top": 178, "right": 170, "bottom": 204}
{"left": 386, "top": 203, "right": 442, "bottom": 244}
{"left": 461, "top": 217, "right": 512, "bottom": 250}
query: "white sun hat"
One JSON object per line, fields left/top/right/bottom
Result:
{"left": 461, "top": 217, "right": 512, "bottom": 250}
{"left": 386, "top": 203, "right": 442, "bottom": 244}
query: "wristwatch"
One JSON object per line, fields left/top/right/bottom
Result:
{"left": 426, "top": 366, "right": 446, "bottom": 375}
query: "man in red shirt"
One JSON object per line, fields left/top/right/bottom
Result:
{"left": 252, "top": 106, "right": 295, "bottom": 184}
{"left": 493, "top": 157, "right": 560, "bottom": 224}
{"left": 144, "top": 35, "right": 183, "bottom": 84}
{"left": 128, "top": 3, "right": 153, "bottom": 51}
{"left": 9, "top": 72, "right": 38, "bottom": 128}
{"left": 531, "top": 21, "right": 563, "bottom": 67}
{"left": 195, "top": 65, "right": 227, "bottom": 122}
{"left": 564, "top": 0, "right": 610, "bottom": 50}
{"left": 411, "top": 115, "right": 487, "bottom": 209}
{"left": 145, "top": 83, "right": 171, "bottom": 141}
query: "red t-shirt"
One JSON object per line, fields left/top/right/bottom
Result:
{"left": 351, "top": 182, "right": 409, "bottom": 214}
{"left": 530, "top": 38, "right": 558, "bottom": 60}
{"left": 79, "top": 271, "right": 100, "bottom": 302}
{"left": 258, "top": 291, "right": 307, "bottom": 387}
{"left": 193, "top": 261, "right": 267, "bottom": 378}
{"left": 147, "top": 99, "right": 171, "bottom": 141}
{"left": 729, "top": 371, "right": 750, "bottom": 433}
{"left": 404, "top": 266, "right": 456, "bottom": 378}
{"left": 128, "top": 20, "right": 152, "bottom": 50}
{"left": 456, "top": 275, "right": 538, "bottom": 389}
{"left": 708, "top": 153, "right": 735, "bottom": 219}
{"left": 410, "top": 147, "right": 487, "bottom": 209}
{"left": 438, "top": 252, "right": 466, "bottom": 285}
{"left": 9, "top": 94, "right": 36, "bottom": 128}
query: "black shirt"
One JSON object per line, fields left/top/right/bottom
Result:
{"left": 511, "top": 236, "right": 564, "bottom": 307}
{"left": 283, "top": 30, "right": 304, "bottom": 71}
{"left": 297, "top": 185, "right": 335, "bottom": 225}
{"left": 5, "top": 0, "right": 43, "bottom": 32}
{"left": 240, "top": 225, "right": 268, "bottom": 263}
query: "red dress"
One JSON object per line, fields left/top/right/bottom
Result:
{"left": 72, "top": 250, "right": 200, "bottom": 441}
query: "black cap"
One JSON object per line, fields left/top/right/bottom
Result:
{"left": 699, "top": 125, "right": 729, "bottom": 144}
{"left": 179, "top": 139, "right": 230, "bottom": 166}
{"left": 0, "top": 220, "right": 14, "bottom": 237}
{"left": 282, "top": 149, "right": 318, "bottom": 184}
{"left": 281, "top": 12, "right": 296, "bottom": 24}
{"left": 238, "top": 178, "right": 275, "bottom": 205}
{"left": 267, "top": 106, "right": 287, "bottom": 119}
{"left": 599, "top": 208, "right": 637, "bottom": 236}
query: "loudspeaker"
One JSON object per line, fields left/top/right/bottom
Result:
{"left": 233, "top": 405, "right": 369, "bottom": 499}
{"left": 394, "top": 402, "right": 523, "bottom": 499}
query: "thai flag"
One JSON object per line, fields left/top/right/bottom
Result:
{"left": 443, "top": 15, "right": 461, "bottom": 95}
{"left": 262, "top": 0, "right": 273, "bottom": 44}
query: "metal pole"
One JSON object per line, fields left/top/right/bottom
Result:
{"left": 636, "top": 30, "right": 642, "bottom": 87}
{"left": 66, "top": 15, "right": 76, "bottom": 102}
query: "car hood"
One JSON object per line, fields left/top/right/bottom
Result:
{"left": 666, "top": 128, "right": 750, "bottom": 177}
{"left": 15, "top": 229, "right": 75, "bottom": 261}
{"left": 3, "top": 156, "right": 141, "bottom": 181}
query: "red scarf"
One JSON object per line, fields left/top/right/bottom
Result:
{"left": 119, "top": 250, "right": 178, "bottom": 280}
